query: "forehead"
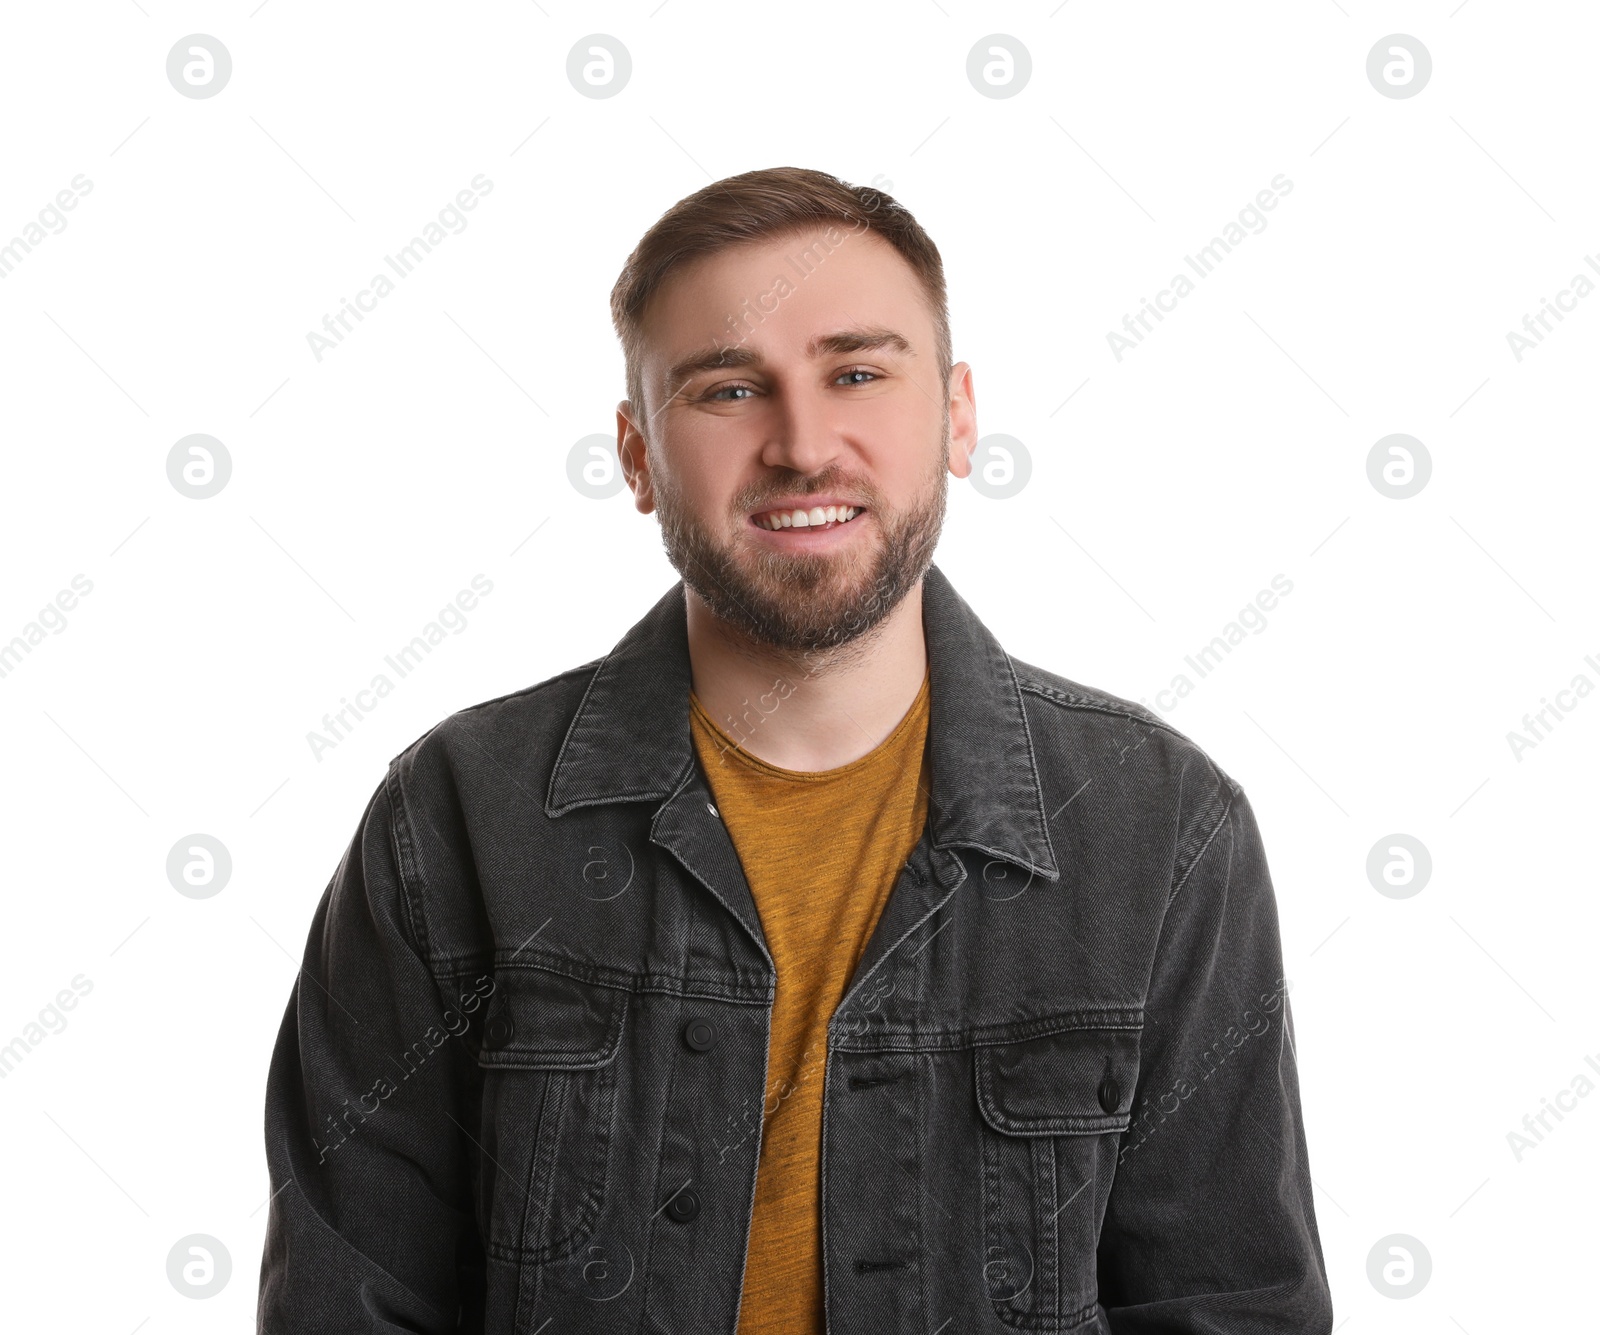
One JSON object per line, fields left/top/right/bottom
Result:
{"left": 637, "top": 226, "right": 933, "bottom": 371}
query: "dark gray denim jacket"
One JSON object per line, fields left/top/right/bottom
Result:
{"left": 257, "top": 563, "right": 1333, "bottom": 1334}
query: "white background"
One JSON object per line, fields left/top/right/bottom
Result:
{"left": 1, "top": 2, "right": 1595, "bottom": 1329}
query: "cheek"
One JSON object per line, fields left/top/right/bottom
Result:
{"left": 884, "top": 392, "right": 943, "bottom": 443}
{"left": 666, "top": 449, "right": 745, "bottom": 528}
{"left": 868, "top": 418, "right": 947, "bottom": 495}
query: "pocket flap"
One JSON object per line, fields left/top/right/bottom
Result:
{"left": 477, "top": 967, "right": 627, "bottom": 1070}
{"left": 974, "top": 1022, "right": 1140, "bottom": 1135}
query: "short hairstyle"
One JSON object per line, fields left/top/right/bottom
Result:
{"left": 609, "top": 166, "right": 952, "bottom": 433}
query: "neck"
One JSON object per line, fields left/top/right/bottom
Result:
{"left": 685, "top": 580, "right": 928, "bottom": 772}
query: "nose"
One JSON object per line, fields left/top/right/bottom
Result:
{"left": 760, "top": 379, "right": 844, "bottom": 476}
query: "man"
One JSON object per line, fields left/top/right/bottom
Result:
{"left": 258, "top": 166, "right": 1333, "bottom": 1333}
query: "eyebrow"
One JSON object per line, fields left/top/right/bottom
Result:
{"left": 663, "top": 326, "right": 914, "bottom": 394}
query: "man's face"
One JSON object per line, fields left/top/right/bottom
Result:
{"left": 618, "top": 226, "right": 976, "bottom": 657}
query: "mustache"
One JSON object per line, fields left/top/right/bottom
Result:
{"left": 737, "top": 481, "right": 880, "bottom": 512}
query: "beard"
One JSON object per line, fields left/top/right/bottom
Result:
{"left": 651, "top": 420, "right": 949, "bottom": 660}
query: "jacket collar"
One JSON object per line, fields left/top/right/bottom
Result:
{"left": 545, "top": 562, "right": 1061, "bottom": 882}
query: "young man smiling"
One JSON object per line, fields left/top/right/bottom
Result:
{"left": 258, "top": 167, "right": 1333, "bottom": 1334}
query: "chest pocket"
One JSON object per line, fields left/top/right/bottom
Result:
{"left": 475, "top": 967, "right": 627, "bottom": 1267}
{"left": 974, "top": 1019, "right": 1140, "bottom": 1330}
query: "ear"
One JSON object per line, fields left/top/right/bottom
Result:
{"left": 616, "top": 400, "right": 655, "bottom": 514}
{"left": 945, "top": 361, "right": 977, "bottom": 480}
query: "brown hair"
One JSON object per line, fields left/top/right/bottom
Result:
{"left": 609, "top": 166, "right": 951, "bottom": 432}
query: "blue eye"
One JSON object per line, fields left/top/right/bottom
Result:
{"left": 701, "top": 368, "right": 879, "bottom": 401}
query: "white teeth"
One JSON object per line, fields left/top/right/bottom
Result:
{"left": 755, "top": 505, "right": 860, "bottom": 530}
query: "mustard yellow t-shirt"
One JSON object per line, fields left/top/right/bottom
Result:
{"left": 688, "top": 670, "right": 931, "bottom": 1335}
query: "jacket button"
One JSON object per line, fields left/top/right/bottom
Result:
{"left": 483, "top": 1011, "right": 513, "bottom": 1050}
{"left": 1098, "top": 1076, "right": 1121, "bottom": 1113}
{"left": 683, "top": 1018, "right": 717, "bottom": 1051}
{"left": 665, "top": 1187, "right": 700, "bottom": 1222}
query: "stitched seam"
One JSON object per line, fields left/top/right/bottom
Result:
{"left": 1002, "top": 653, "right": 1061, "bottom": 875}
{"left": 475, "top": 991, "right": 626, "bottom": 1071}
{"left": 483, "top": 1059, "right": 617, "bottom": 1266}
{"left": 817, "top": 1043, "right": 832, "bottom": 1333}
{"left": 1170, "top": 780, "right": 1237, "bottom": 904}
{"left": 447, "top": 658, "right": 599, "bottom": 723}
{"left": 384, "top": 759, "right": 433, "bottom": 964}
{"left": 635, "top": 998, "right": 687, "bottom": 1331}
{"left": 546, "top": 652, "right": 624, "bottom": 812}
{"left": 914, "top": 1048, "right": 929, "bottom": 1330}
{"left": 969, "top": 1009, "right": 1145, "bottom": 1046}
{"left": 1018, "top": 680, "right": 1196, "bottom": 746}
{"left": 1041, "top": 1137, "right": 1059, "bottom": 1316}
{"left": 507, "top": 1071, "right": 553, "bottom": 1325}
{"left": 993, "top": 1296, "right": 1104, "bottom": 1331}
{"left": 980, "top": 1056, "right": 1004, "bottom": 1306}
{"left": 975, "top": 1053, "right": 1132, "bottom": 1137}
{"left": 386, "top": 660, "right": 599, "bottom": 799}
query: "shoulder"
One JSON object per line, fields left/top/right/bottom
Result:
{"left": 369, "top": 659, "right": 608, "bottom": 947}
{"left": 1006, "top": 652, "right": 1242, "bottom": 880}
{"left": 386, "top": 657, "right": 603, "bottom": 795}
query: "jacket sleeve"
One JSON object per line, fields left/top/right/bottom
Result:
{"left": 1097, "top": 775, "right": 1333, "bottom": 1333}
{"left": 257, "top": 763, "right": 481, "bottom": 1333}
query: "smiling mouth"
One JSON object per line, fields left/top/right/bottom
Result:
{"left": 749, "top": 504, "right": 864, "bottom": 532}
